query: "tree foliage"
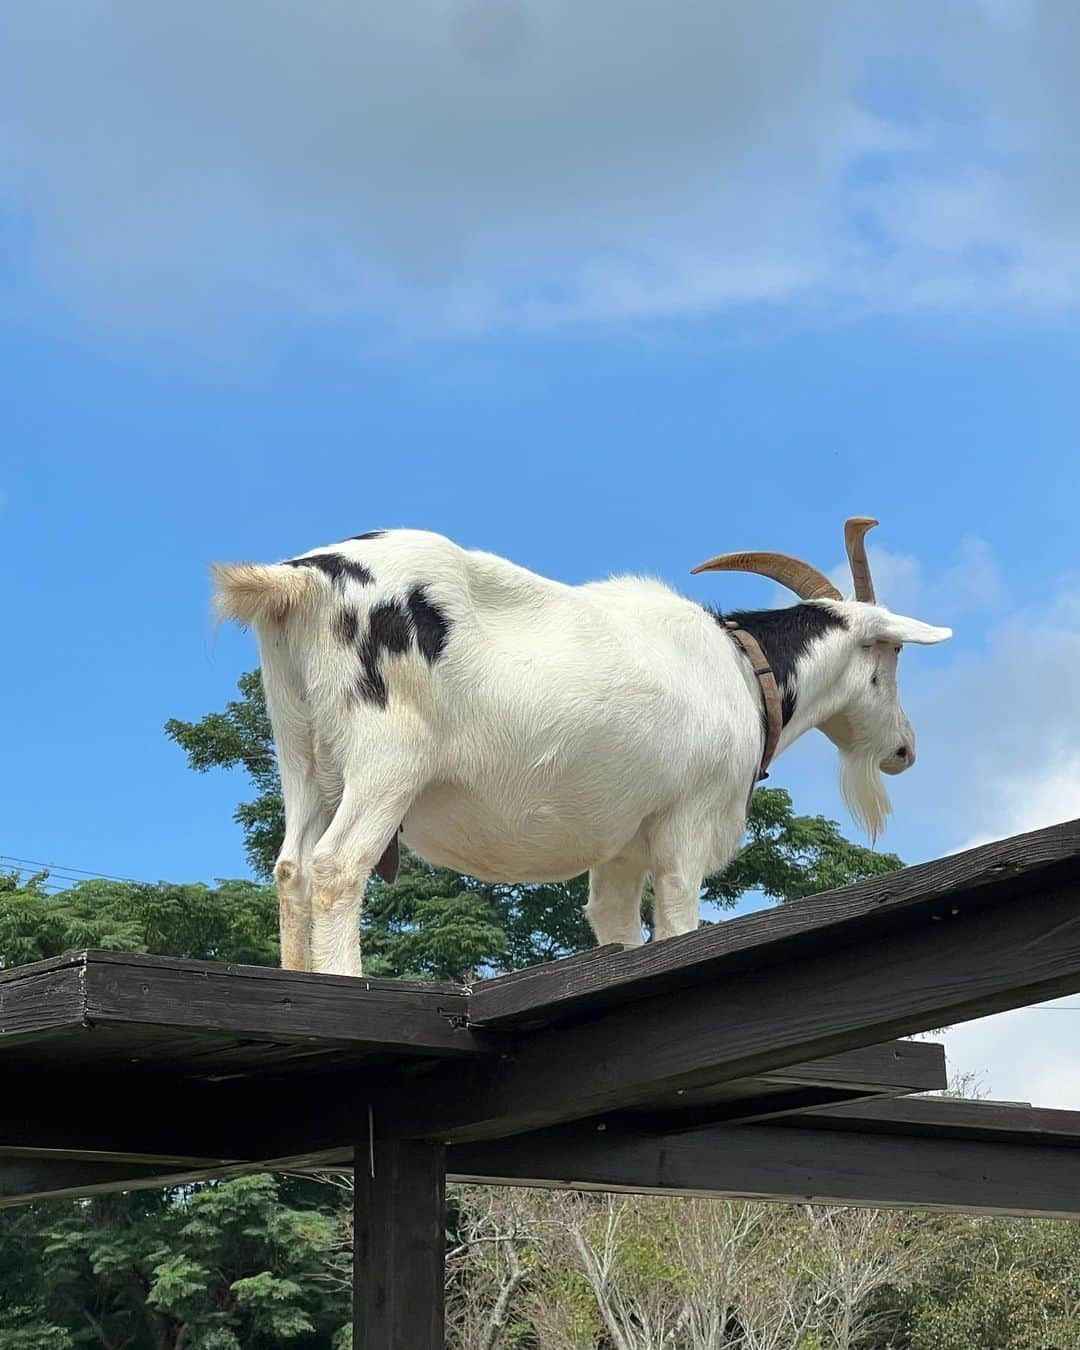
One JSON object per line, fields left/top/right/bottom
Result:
{"left": 0, "top": 1176, "right": 349, "bottom": 1349}
{"left": 0, "top": 870, "right": 279, "bottom": 969}
{"left": 165, "top": 670, "right": 280, "bottom": 881}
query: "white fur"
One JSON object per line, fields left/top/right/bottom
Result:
{"left": 214, "top": 531, "right": 951, "bottom": 976}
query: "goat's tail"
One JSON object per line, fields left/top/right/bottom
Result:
{"left": 211, "top": 561, "right": 322, "bottom": 628}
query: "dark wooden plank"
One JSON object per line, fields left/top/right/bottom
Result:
{"left": 0, "top": 965, "right": 86, "bottom": 1039}
{"left": 627, "top": 1086, "right": 887, "bottom": 1133}
{"left": 0, "top": 951, "right": 86, "bottom": 984}
{"left": 78, "top": 948, "right": 465, "bottom": 996}
{"left": 471, "top": 818, "right": 1080, "bottom": 1027}
{"left": 0, "top": 950, "right": 479, "bottom": 1062}
{"left": 220, "top": 1043, "right": 942, "bottom": 1159}
{"left": 0, "top": 1148, "right": 354, "bottom": 1208}
{"left": 0, "top": 1158, "right": 187, "bottom": 1205}
{"left": 0, "top": 1146, "right": 230, "bottom": 1167}
{"left": 81, "top": 953, "right": 480, "bottom": 1058}
{"left": 354, "top": 1137, "right": 446, "bottom": 1350}
{"left": 802, "top": 1094, "right": 1080, "bottom": 1143}
{"left": 0, "top": 1152, "right": 349, "bottom": 1207}
{"left": 626, "top": 1040, "right": 945, "bottom": 1129}
{"left": 0, "top": 1070, "right": 266, "bottom": 1162}
{"left": 0, "top": 1041, "right": 932, "bottom": 1176}
{"left": 745, "top": 1040, "right": 945, "bottom": 1092}
{"left": 0, "top": 1021, "right": 404, "bottom": 1078}
{"left": 8, "top": 1094, "right": 1080, "bottom": 1220}
{"left": 447, "top": 1113, "right": 1080, "bottom": 1217}
{"left": 382, "top": 879, "right": 1080, "bottom": 1141}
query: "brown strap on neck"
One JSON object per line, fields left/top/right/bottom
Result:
{"left": 725, "top": 622, "right": 783, "bottom": 782}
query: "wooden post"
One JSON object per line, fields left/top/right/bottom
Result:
{"left": 354, "top": 1135, "right": 447, "bottom": 1349}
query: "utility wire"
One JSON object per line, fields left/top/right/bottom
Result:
{"left": 0, "top": 853, "right": 145, "bottom": 885}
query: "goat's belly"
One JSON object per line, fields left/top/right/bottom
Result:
{"left": 401, "top": 783, "right": 637, "bottom": 883}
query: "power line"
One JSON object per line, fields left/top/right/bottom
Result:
{"left": 0, "top": 853, "right": 146, "bottom": 885}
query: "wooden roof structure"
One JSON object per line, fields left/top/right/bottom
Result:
{"left": 4, "top": 819, "right": 1080, "bottom": 1348}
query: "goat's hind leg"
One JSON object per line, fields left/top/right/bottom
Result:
{"left": 275, "top": 770, "right": 328, "bottom": 972}
{"left": 267, "top": 683, "right": 328, "bottom": 972}
{"left": 586, "top": 852, "right": 648, "bottom": 948}
{"left": 309, "top": 743, "right": 429, "bottom": 977}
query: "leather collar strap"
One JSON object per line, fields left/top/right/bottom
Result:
{"left": 725, "top": 621, "right": 783, "bottom": 783}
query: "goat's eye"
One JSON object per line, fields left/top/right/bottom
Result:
{"left": 870, "top": 673, "right": 878, "bottom": 687}
{"left": 894, "top": 646, "right": 901, "bottom": 655}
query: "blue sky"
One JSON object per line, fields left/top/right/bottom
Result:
{"left": 3, "top": 1, "right": 1080, "bottom": 1102}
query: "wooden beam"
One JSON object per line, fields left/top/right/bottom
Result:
{"left": 713, "top": 1040, "right": 945, "bottom": 1095}
{"left": 383, "top": 878, "right": 1080, "bottom": 1140}
{"left": 446, "top": 1107, "right": 1080, "bottom": 1218}
{"left": 0, "top": 963, "right": 86, "bottom": 1042}
{"left": 0, "top": 1044, "right": 940, "bottom": 1163}
{"left": 0, "top": 950, "right": 480, "bottom": 1059}
{"left": 624, "top": 1040, "right": 946, "bottom": 1130}
{"left": 0, "top": 1073, "right": 250, "bottom": 1161}
{"left": 0, "top": 1148, "right": 358, "bottom": 1208}
{"left": 471, "top": 819, "right": 1080, "bottom": 1027}
{"left": 0, "top": 1157, "right": 234, "bottom": 1206}
{"left": 354, "top": 1138, "right": 446, "bottom": 1350}
{"left": 8, "top": 1096, "right": 1080, "bottom": 1221}
{"left": 230, "top": 1039, "right": 943, "bottom": 1157}
{"left": 801, "top": 1093, "right": 1080, "bottom": 1143}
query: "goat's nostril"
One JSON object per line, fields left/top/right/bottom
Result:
{"left": 896, "top": 746, "right": 909, "bottom": 760}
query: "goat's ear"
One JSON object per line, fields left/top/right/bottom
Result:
{"left": 858, "top": 609, "right": 953, "bottom": 646}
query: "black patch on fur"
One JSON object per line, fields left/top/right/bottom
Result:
{"left": 355, "top": 600, "right": 413, "bottom": 707}
{"left": 350, "top": 530, "right": 386, "bottom": 541}
{"left": 284, "top": 552, "right": 373, "bottom": 587}
{"left": 407, "top": 585, "right": 451, "bottom": 665}
{"left": 709, "top": 603, "right": 848, "bottom": 724}
{"left": 332, "top": 606, "right": 359, "bottom": 646}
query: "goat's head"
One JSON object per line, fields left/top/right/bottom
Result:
{"left": 693, "top": 518, "right": 951, "bottom": 839}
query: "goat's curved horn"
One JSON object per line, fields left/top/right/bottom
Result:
{"left": 690, "top": 551, "right": 842, "bottom": 602}
{"left": 844, "top": 516, "right": 879, "bottom": 603}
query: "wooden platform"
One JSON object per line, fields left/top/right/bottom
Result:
{"left": 4, "top": 819, "right": 1080, "bottom": 1348}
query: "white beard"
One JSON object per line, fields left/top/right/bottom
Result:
{"left": 839, "top": 749, "right": 892, "bottom": 843}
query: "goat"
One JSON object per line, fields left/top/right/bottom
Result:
{"left": 213, "top": 518, "right": 950, "bottom": 976}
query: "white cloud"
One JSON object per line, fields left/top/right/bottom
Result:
{"left": 955, "top": 755, "right": 1080, "bottom": 853}
{"left": 906, "top": 589, "right": 1080, "bottom": 847}
{"left": 943, "top": 1004, "right": 1080, "bottom": 1110}
{"left": 822, "top": 533, "right": 1002, "bottom": 619}
{"left": 890, "top": 577, "right": 1080, "bottom": 1108}
{"left": 3, "top": 2, "right": 1080, "bottom": 330}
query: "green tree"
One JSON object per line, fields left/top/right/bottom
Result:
{"left": 0, "top": 1177, "right": 349, "bottom": 1349}
{"left": 902, "top": 1216, "right": 1080, "bottom": 1350}
{"left": 0, "top": 869, "right": 279, "bottom": 969}
{"left": 166, "top": 670, "right": 280, "bottom": 881}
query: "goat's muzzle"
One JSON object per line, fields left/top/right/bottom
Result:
{"left": 880, "top": 743, "right": 915, "bottom": 776}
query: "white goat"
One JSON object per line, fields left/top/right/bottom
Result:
{"left": 214, "top": 519, "right": 950, "bottom": 976}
